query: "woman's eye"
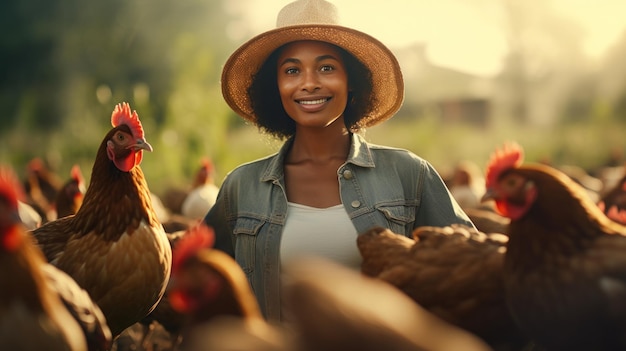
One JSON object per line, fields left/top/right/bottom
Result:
{"left": 285, "top": 67, "right": 298, "bottom": 74}
{"left": 320, "top": 65, "right": 334, "bottom": 72}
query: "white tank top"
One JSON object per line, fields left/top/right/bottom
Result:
{"left": 280, "top": 202, "right": 361, "bottom": 270}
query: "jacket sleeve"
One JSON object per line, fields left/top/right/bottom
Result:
{"left": 203, "top": 182, "right": 235, "bottom": 257}
{"left": 414, "top": 160, "right": 476, "bottom": 229}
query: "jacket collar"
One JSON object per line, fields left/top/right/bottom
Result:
{"left": 260, "top": 133, "right": 375, "bottom": 183}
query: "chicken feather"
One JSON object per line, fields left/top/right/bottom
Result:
{"left": 357, "top": 225, "right": 526, "bottom": 350}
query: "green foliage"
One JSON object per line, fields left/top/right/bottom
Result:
{"left": 0, "top": 0, "right": 240, "bottom": 187}
{"left": 365, "top": 115, "right": 626, "bottom": 178}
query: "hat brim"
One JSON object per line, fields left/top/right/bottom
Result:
{"left": 221, "top": 24, "right": 404, "bottom": 128}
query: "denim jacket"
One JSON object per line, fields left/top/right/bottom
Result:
{"left": 204, "top": 133, "right": 474, "bottom": 321}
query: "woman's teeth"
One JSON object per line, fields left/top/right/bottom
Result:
{"left": 299, "top": 98, "right": 328, "bottom": 105}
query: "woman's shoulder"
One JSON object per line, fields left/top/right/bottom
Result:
{"left": 365, "top": 141, "right": 427, "bottom": 163}
{"left": 222, "top": 152, "right": 280, "bottom": 183}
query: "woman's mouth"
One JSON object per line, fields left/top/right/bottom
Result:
{"left": 297, "top": 98, "right": 330, "bottom": 105}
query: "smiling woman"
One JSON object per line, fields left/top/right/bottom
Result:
{"left": 205, "top": 0, "right": 475, "bottom": 322}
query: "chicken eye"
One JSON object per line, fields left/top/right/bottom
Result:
{"left": 503, "top": 174, "right": 526, "bottom": 190}
{"left": 116, "top": 132, "right": 126, "bottom": 141}
{"left": 506, "top": 178, "right": 517, "bottom": 187}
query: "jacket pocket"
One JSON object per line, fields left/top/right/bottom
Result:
{"left": 376, "top": 204, "right": 416, "bottom": 235}
{"left": 232, "top": 217, "right": 264, "bottom": 275}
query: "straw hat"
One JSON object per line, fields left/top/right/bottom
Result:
{"left": 221, "top": 0, "right": 404, "bottom": 128}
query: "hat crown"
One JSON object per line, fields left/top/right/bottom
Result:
{"left": 276, "top": 0, "right": 340, "bottom": 27}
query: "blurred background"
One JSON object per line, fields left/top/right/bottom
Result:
{"left": 1, "top": 0, "right": 625, "bottom": 195}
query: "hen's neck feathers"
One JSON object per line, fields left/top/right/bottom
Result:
{"left": 70, "top": 132, "right": 159, "bottom": 242}
{"left": 510, "top": 164, "right": 626, "bottom": 243}
{"left": 1, "top": 229, "right": 58, "bottom": 315}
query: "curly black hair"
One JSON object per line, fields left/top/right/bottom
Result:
{"left": 247, "top": 42, "right": 375, "bottom": 140}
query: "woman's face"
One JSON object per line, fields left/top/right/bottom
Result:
{"left": 276, "top": 41, "right": 349, "bottom": 129}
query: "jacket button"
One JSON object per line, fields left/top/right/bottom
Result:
{"left": 343, "top": 169, "right": 353, "bottom": 179}
{"left": 351, "top": 200, "right": 361, "bottom": 208}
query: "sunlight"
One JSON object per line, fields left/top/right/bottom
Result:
{"left": 234, "top": 0, "right": 626, "bottom": 77}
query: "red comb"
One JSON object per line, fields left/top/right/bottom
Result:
{"left": 111, "top": 102, "right": 145, "bottom": 140}
{"left": 70, "top": 164, "right": 84, "bottom": 184}
{"left": 485, "top": 142, "right": 524, "bottom": 188}
{"left": 27, "top": 158, "right": 44, "bottom": 172}
{"left": 172, "top": 222, "right": 216, "bottom": 274}
{"left": 0, "top": 166, "right": 24, "bottom": 210}
{"left": 201, "top": 157, "right": 214, "bottom": 173}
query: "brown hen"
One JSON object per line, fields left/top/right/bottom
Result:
{"left": 598, "top": 170, "right": 626, "bottom": 224}
{"left": 23, "top": 157, "right": 63, "bottom": 223}
{"left": 357, "top": 225, "right": 525, "bottom": 350}
{"left": 167, "top": 223, "right": 285, "bottom": 350}
{"left": 482, "top": 142, "right": 626, "bottom": 351}
{"left": 168, "top": 223, "right": 263, "bottom": 326}
{"left": 30, "top": 102, "right": 172, "bottom": 338}
{"left": 0, "top": 166, "right": 111, "bottom": 351}
{"left": 53, "top": 164, "right": 86, "bottom": 220}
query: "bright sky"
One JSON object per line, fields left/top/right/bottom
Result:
{"left": 228, "top": 0, "right": 626, "bottom": 76}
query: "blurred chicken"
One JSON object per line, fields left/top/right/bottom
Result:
{"left": 557, "top": 164, "right": 603, "bottom": 203}
{"left": 23, "top": 157, "right": 63, "bottom": 222}
{"left": 598, "top": 171, "right": 626, "bottom": 224}
{"left": 181, "top": 157, "right": 219, "bottom": 220}
{"left": 53, "top": 164, "right": 86, "bottom": 220}
{"left": 357, "top": 226, "right": 525, "bottom": 350}
{"left": 18, "top": 200, "right": 42, "bottom": 230}
{"left": 168, "top": 223, "right": 262, "bottom": 326}
{"left": 283, "top": 256, "right": 493, "bottom": 351}
{"left": 447, "top": 160, "right": 486, "bottom": 210}
{"left": 31, "top": 102, "right": 172, "bottom": 338}
{"left": 0, "top": 166, "right": 112, "bottom": 351}
{"left": 482, "top": 142, "right": 626, "bottom": 351}
{"left": 166, "top": 223, "right": 290, "bottom": 350}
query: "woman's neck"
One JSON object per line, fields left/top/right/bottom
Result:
{"left": 288, "top": 124, "right": 351, "bottom": 164}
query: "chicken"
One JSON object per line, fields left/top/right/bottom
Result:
{"left": 18, "top": 200, "right": 42, "bottom": 230}
{"left": 181, "top": 157, "right": 220, "bottom": 220}
{"left": 557, "top": 164, "right": 603, "bottom": 203}
{"left": 165, "top": 223, "right": 290, "bottom": 350}
{"left": 482, "top": 142, "right": 626, "bottom": 351}
{"left": 31, "top": 102, "right": 172, "bottom": 338}
{"left": 168, "top": 223, "right": 263, "bottom": 326}
{"left": 598, "top": 171, "right": 626, "bottom": 224}
{"left": 357, "top": 226, "right": 525, "bottom": 350}
{"left": 282, "top": 256, "right": 493, "bottom": 351}
{"left": 53, "top": 164, "right": 86, "bottom": 220}
{"left": 447, "top": 160, "right": 486, "bottom": 210}
{"left": 0, "top": 166, "right": 112, "bottom": 351}
{"left": 23, "top": 157, "right": 63, "bottom": 222}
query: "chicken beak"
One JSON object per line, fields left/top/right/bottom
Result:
{"left": 130, "top": 138, "right": 153, "bottom": 152}
{"left": 480, "top": 188, "right": 497, "bottom": 203}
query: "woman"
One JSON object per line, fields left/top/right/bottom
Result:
{"left": 205, "top": 0, "right": 474, "bottom": 321}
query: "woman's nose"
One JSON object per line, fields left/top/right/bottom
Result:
{"left": 301, "top": 70, "right": 320, "bottom": 92}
